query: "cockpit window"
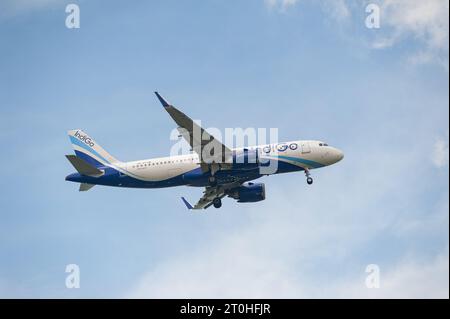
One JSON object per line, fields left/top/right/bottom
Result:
{"left": 319, "top": 143, "right": 329, "bottom": 147}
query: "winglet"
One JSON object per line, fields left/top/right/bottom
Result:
{"left": 181, "top": 197, "right": 193, "bottom": 210}
{"left": 154, "top": 92, "right": 170, "bottom": 108}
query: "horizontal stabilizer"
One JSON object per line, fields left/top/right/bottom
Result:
{"left": 65, "top": 155, "right": 104, "bottom": 177}
{"left": 79, "top": 183, "right": 95, "bottom": 192}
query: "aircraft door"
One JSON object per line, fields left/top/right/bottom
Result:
{"left": 301, "top": 141, "right": 311, "bottom": 154}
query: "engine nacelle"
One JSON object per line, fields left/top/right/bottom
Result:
{"left": 231, "top": 149, "right": 259, "bottom": 170}
{"left": 229, "top": 182, "right": 266, "bottom": 203}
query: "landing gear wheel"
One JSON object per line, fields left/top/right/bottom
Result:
{"left": 304, "top": 168, "right": 313, "bottom": 185}
{"left": 208, "top": 176, "right": 217, "bottom": 187}
{"left": 213, "top": 198, "right": 222, "bottom": 209}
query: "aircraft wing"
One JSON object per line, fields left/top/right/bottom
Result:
{"left": 181, "top": 182, "right": 241, "bottom": 210}
{"left": 155, "top": 92, "right": 232, "bottom": 167}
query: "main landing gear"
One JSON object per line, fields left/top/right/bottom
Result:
{"left": 208, "top": 175, "right": 218, "bottom": 187}
{"left": 305, "top": 168, "right": 314, "bottom": 185}
{"left": 209, "top": 163, "right": 221, "bottom": 207}
{"left": 208, "top": 163, "right": 220, "bottom": 187}
{"left": 213, "top": 197, "right": 222, "bottom": 208}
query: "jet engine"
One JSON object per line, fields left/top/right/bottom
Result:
{"left": 228, "top": 182, "right": 266, "bottom": 203}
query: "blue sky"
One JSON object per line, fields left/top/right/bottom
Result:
{"left": 0, "top": 0, "right": 448, "bottom": 298}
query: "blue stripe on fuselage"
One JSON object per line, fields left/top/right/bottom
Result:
{"left": 66, "top": 166, "right": 267, "bottom": 189}
{"left": 65, "top": 155, "right": 313, "bottom": 189}
{"left": 263, "top": 155, "right": 324, "bottom": 168}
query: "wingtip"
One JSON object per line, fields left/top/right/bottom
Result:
{"left": 181, "top": 197, "right": 193, "bottom": 210}
{"left": 154, "top": 91, "right": 170, "bottom": 107}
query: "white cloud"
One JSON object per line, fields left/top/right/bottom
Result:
{"left": 334, "top": 249, "right": 449, "bottom": 298}
{"left": 0, "top": 0, "right": 62, "bottom": 19}
{"left": 127, "top": 222, "right": 449, "bottom": 298}
{"left": 127, "top": 236, "right": 303, "bottom": 298}
{"left": 127, "top": 141, "right": 449, "bottom": 298}
{"left": 264, "top": 0, "right": 351, "bottom": 19}
{"left": 263, "top": 0, "right": 449, "bottom": 69}
{"left": 379, "top": 0, "right": 449, "bottom": 50}
{"left": 432, "top": 132, "right": 449, "bottom": 168}
{"left": 378, "top": 252, "right": 449, "bottom": 299}
{"left": 320, "top": 0, "right": 351, "bottom": 21}
{"left": 372, "top": 0, "right": 449, "bottom": 69}
{"left": 264, "top": 0, "right": 299, "bottom": 13}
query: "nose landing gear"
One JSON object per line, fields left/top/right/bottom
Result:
{"left": 305, "top": 168, "right": 313, "bottom": 185}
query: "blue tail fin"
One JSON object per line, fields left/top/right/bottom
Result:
{"left": 68, "top": 129, "right": 121, "bottom": 167}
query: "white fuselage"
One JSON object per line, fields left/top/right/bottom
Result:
{"left": 116, "top": 140, "right": 344, "bottom": 182}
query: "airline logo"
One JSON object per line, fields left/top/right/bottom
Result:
{"left": 262, "top": 143, "right": 298, "bottom": 153}
{"left": 74, "top": 131, "right": 95, "bottom": 147}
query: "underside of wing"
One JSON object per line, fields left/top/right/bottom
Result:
{"left": 182, "top": 181, "right": 242, "bottom": 210}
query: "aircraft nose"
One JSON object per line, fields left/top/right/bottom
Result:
{"left": 334, "top": 148, "right": 344, "bottom": 162}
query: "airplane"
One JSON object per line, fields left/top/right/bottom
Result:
{"left": 65, "top": 92, "right": 344, "bottom": 210}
